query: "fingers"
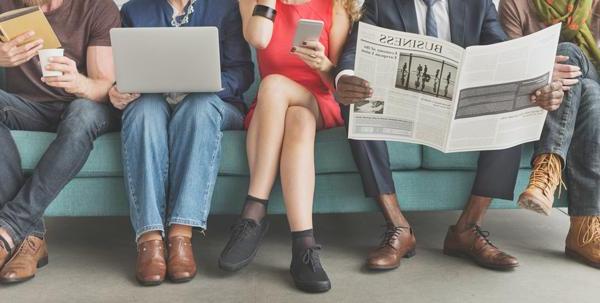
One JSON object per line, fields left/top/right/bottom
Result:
{"left": 531, "top": 82, "right": 564, "bottom": 111}
{"left": 292, "top": 45, "right": 319, "bottom": 59}
{"left": 301, "top": 40, "right": 325, "bottom": 52}
{"left": 45, "top": 62, "right": 72, "bottom": 73}
{"left": 555, "top": 55, "right": 569, "bottom": 63}
{"left": 4, "top": 31, "right": 36, "bottom": 50}
{"left": 554, "top": 63, "right": 580, "bottom": 73}
{"left": 8, "top": 40, "right": 43, "bottom": 63}
{"left": 48, "top": 56, "right": 75, "bottom": 66}
{"left": 340, "top": 75, "right": 371, "bottom": 88}
{"left": 560, "top": 78, "right": 579, "bottom": 90}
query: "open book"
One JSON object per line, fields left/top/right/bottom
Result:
{"left": 348, "top": 23, "right": 561, "bottom": 153}
{"left": 0, "top": 6, "right": 61, "bottom": 49}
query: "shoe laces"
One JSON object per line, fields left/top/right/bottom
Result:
{"left": 473, "top": 225, "right": 496, "bottom": 249}
{"left": 230, "top": 219, "right": 258, "bottom": 241}
{"left": 379, "top": 225, "right": 410, "bottom": 249}
{"left": 301, "top": 245, "right": 323, "bottom": 272}
{"left": 529, "top": 154, "right": 566, "bottom": 197}
{"left": 579, "top": 216, "right": 600, "bottom": 247}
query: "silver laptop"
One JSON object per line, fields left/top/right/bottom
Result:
{"left": 110, "top": 27, "right": 222, "bottom": 93}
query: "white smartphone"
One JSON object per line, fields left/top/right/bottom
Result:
{"left": 292, "top": 19, "right": 324, "bottom": 47}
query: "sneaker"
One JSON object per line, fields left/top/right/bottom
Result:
{"left": 219, "top": 218, "right": 269, "bottom": 272}
{"left": 518, "top": 153, "right": 564, "bottom": 216}
{"left": 290, "top": 245, "right": 331, "bottom": 293}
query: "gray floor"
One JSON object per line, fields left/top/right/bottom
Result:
{"left": 2, "top": 210, "right": 599, "bottom": 303}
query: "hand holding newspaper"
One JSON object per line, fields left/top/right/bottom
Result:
{"left": 348, "top": 23, "right": 561, "bottom": 153}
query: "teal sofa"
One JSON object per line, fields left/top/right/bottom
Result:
{"left": 0, "top": 63, "right": 567, "bottom": 218}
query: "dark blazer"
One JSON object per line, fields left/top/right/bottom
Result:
{"left": 335, "top": 0, "right": 507, "bottom": 75}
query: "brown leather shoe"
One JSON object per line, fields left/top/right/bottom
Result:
{"left": 167, "top": 236, "right": 197, "bottom": 283}
{"left": 0, "top": 236, "right": 48, "bottom": 284}
{"left": 366, "top": 225, "right": 416, "bottom": 270}
{"left": 566, "top": 216, "right": 600, "bottom": 268}
{"left": 518, "top": 154, "right": 563, "bottom": 216}
{"left": 136, "top": 240, "right": 166, "bottom": 286}
{"left": 443, "top": 225, "right": 519, "bottom": 270}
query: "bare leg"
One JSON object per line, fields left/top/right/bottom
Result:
{"left": 280, "top": 106, "right": 320, "bottom": 231}
{"left": 454, "top": 195, "right": 492, "bottom": 231}
{"left": 0, "top": 228, "right": 14, "bottom": 249}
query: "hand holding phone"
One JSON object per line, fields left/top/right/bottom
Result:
{"left": 292, "top": 19, "right": 324, "bottom": 47}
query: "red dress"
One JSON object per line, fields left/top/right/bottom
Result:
{"left": 244, "top": 0, "right": 344, "bottom": 129}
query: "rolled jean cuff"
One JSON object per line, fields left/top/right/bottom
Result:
{"left": 568, "top": 207, "right": 600, "bottom": 217}
{"left": 532, "top": 149, "right": 567, "bottom": 167}
{"left": 167, "top": 217, "right": 207, "bottom": 231}
{"left": 135, "top": 225, "right": 165, "bottom": 243}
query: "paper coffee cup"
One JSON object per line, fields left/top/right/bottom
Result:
{"left": 38, "top": 48, "right": 64, "bottom": 77}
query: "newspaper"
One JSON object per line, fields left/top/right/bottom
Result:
{"left": 348, "top": 22, "right": 561, "bottom": 153}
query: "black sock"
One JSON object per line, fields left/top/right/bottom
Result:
{"left": 292, "top": 229, "right": 316, "bottom": 255}
{"left": 240, "top": 195, "right": 268, "bottom": 223}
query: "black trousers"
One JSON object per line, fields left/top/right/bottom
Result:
{"left": 341, "top": 105, "right": 522, "bottom": 201}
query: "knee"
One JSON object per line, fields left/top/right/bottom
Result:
{"left": 284, "top": 107, "right": 317, "bottom": 141}
{"left": 172, "top": 93, "right": 223, "bottom": 127}
{"left": 122, "top": 94, "right": 169, "bottom": 131}
{"left": 60, "top": 99, "right": 112, "bottom": 140}
{"left": 557, "top": 42, "right": 586, "bottom": 63}
{"left": 257, "top": 74, "right": 291, "bottom": 105}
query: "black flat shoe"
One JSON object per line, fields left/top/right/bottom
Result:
{"left": 290, "top": 245, "right": 331, "bottom": 293}
{"left": 219, "top": 218, "right": 269, "bottom": 272}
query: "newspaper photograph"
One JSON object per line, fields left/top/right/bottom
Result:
{"left": 348, "top": 22, "right": 561, "bottom": 153}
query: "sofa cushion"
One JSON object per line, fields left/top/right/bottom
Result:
{"left": 12, "top": 127, "right": 422, "bottom": 177}
{"left": 422, "top": 144, "right": 534, "bottom": 170}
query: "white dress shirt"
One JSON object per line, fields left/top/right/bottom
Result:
{"left": 336, "top": 0, "right": 452, "bottom": 86}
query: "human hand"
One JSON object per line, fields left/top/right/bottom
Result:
{"left": 335, "top": 75, "right": 373, "bottom": 105}
{"left": 531, "top": 81, "right": 564, "bottom": 111}
{"left": 40, "top": 56, "right": 89, "bottom": 96}
{"left": 553, "top": 55, "right": 582, "bottom": 91}
{"left": 0, "top": 31, "right": 43, "bottom": 67}
{"left": 291, "top": 40, "right": 333, "bottom": 72}
{"left": 109, "top": 85, "right": 140, "bottom": 110}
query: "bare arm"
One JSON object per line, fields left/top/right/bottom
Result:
{"left": 240, "top": 0, "right": 276, "bottom": 49}
{"left": 82, "top": 46, "right": 116, "bottom": 102}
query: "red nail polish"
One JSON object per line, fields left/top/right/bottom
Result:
{"left": 291, "top": 47, "right": 296, "bottom": 52}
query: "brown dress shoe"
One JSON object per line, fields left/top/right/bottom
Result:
{"left": 367, "top": 225, "right": 416, "bottom": 270}
{"left": 518, "top": 154, "right": 564, "bottom": 216}
{"left": 167, "top": 236, "right": 197, "bottom": 283}
{"left": 0, "top": 236, "right": 48, "bottom": 284}
{"left": 136, "top": 240, "right": 166, "bottom": 286}
{"left": 566, "top": 216, "right": 600, "bottom": 268}
{"left": 443, "top": 225, "right": 519, "bottom": 270}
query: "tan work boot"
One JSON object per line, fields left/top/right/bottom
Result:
{"left": 566, "top": 216, "right": 600, "bottom": 268}
{"left": 518, "top": 154, "right": 564, "bottom": 216}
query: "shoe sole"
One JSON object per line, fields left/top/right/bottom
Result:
{"left": 290, "top": 270, "right": 332, "bottom": 293}
{"left": 367, "top": 249, "right": 416, "bottom": 271}
{"left": 218, "top": 221, "right": 270, "bottom": 272}
{"left": 443, "top": 249, "right": 519, "bottom": 271}
{"left": 169, "top": 273, "right": 197, "bottom": 284}
{"left": 518, "top": 192, "right": 551, "bottom": 216}
{"left": 565, "top": 248, "right": 600, "bottom": 269}
{"left": 136, "top": 278, "right": 164, "bottom": 287}
{"left": 0, "top": 255, "right": 48, "bottom": 284}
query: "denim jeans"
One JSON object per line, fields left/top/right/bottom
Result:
{"left": 121, "top": 93, "right": 244, "bottom": 241}
{"left": 0, "top": 90, "right": 117, "bottom": 244}
{"left": 534, "top": 42, "right": 600, "bottom": 216}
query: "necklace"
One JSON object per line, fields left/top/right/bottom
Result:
{"left": 170, "top": 0, "right": 197, "bottom": 27}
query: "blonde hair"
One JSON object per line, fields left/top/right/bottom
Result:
{"left": 339, "top": 0, "right": 362, "bottom": 22}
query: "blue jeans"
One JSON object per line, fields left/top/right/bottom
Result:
{"left": 0, "top": 91, "right": 117, "bottom": 244}
{"left": 121, "top": 93, "right": 244, "bottom": 240}
{"left": 534, "top": 42, "right": 600, "bottom": 216}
